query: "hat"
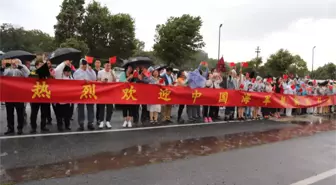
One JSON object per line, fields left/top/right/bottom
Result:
{"left": 63, "top": 65, "right": 72, "bottom": 72}
{"left": 80, "top": 58, "right": 88, "bottom": 65}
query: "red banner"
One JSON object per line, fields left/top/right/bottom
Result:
{"left": 0, "top": 77, "right": 335, "bottom": 108}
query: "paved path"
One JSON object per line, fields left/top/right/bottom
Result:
{"left": 1, "top": 104, "right": 335, "bottom": 185}
{"left": 9, "top": 128, "right": 336, "bottom": 185}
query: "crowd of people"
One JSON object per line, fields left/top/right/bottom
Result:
{"left": 1, "top": 57, "right": 335, "bottom": 136}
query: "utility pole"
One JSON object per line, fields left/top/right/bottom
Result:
{"left": 255, "top": 46, "right": 261, "bottom": 58}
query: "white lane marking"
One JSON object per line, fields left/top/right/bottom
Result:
{"left": 290, "top": 168, "right": 336, "bottom": 185}
{"left": 0, "top": 120, "right": 255, "bottom": 140}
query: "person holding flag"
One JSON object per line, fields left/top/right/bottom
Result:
{"left": 73, "top": 59, "right": 97, "bottom": 131}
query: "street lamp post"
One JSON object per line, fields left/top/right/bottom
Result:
{"left": 312, "top": 46, "right": 316, "bottom": 78}
{"left": 218, "top": 24, "right": 223, "bottom": 61}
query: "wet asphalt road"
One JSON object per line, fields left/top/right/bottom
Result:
{"left": 13, "top": 130, "right": 336, "bottom": 185}
{"left": 0, "top": 103, "right": 336, "bottom": 185}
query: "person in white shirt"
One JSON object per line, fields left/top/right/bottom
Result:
{"left": 54, "top": 60, "right": 74, "bottom": 131}
{"left": 73, "top": 59, "right": 97, "bottom": 131}
{"left": 97, "top": 62, "right": 116, "bottom": 129}
{"left": 284, "top": 80, "right": 295, "bottom": 116}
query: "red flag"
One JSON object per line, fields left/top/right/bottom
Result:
{"left": 217, "top": 57, "right": 225, "bottom": 72}
{"left": 85, "top": 56, "right": 93, "bottom": 64}
{"left": 229, "top": 62, "right": 235, "bottom": 67}
{"left": 218, "top": 57, "right": 224, "bottom": 64}
{"left": 109, "top": 56, "right": 117, "bottom": 64}
{"left": 159, "top": 78, "right": 164, "bottom": 84}
{"left": 242, "top": 62, "right": 248, "bottom": 68}
{"left": 239, "top": 84, "right": 244, "bottom": 89}
{"left": 70, "top": 64, "right": 76, "bottom": 71}
{"left": 283, "top": 74, "right": 288, "bottom": 80}
{"left": 200, "top": 61, "right": 208, "bottom": 66}
{"left": 133, "top": 70, "right": 139, "bottom": 78}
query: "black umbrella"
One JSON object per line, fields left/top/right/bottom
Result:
{"left": 122, "top": 57, "right": 153, "bottom": 69}
{"left": 155, "top": 65, "right": 167, "bottom": 72}
{"left": 0, "top": 50, "right": 36, "bottom": 61}
{"left": 48, "top": 48, "right": 81, "bottom": 66}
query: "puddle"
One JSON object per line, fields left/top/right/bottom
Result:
{"left": 3, "top": 121, "right": 336, "bottom": 184}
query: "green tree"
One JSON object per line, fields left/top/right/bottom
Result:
{"left": 80, "top": 1, "right": 111, "bottom": 58}
{"left": 54, "top": 0, "right": 85, "bottom": 44}
{"left": 181, "top": 50, "right": 209, "bottom": 69}
{"left": 0, "top": 23, "right": 55, "bottom": 53}
{"left": 107, "top": 13, "right": 136, "bottom": 59}
{"left": 60, "top": 38, "right": 89, "bottom": 55}
{"left": 264, "top": 49, "right": 304, "bottom": 77}
{"left": 287, "top": 55, "right": 309, "bottom": 77}
{"left": 24, "top": 30, "right": 56, "bottom": 52}
{"left": 233, "top": 58, "right": 263, "bottom": 75}
{"left": 311, "top": 63, "right": 336, "bottom": 80}
{"left": 133, "top": 39, "right": 146, "bottom": 56}
{"left": 153, "top": 14, "right": 205, "bottom": 66}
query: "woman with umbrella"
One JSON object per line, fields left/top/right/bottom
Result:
{"left": 122, "top": 58, "right": 153, "bottom": 126}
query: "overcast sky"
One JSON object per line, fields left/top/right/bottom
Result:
{"left": 1, "top": 0, "right": 335, "bottom": 69}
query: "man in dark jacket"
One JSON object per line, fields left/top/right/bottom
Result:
{"left": 161, "top": 67, "right": 174, "bottom": 123}
{"left": 29, "top": 60, "right": 51, "bottom": 133}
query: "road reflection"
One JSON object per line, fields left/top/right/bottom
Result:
{"left": 4, "top": 118, "right": 336, "bottom": 184}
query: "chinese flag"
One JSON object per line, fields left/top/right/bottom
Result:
{"left": 109, "top": 56, "right": 117, "bottom": 64}
{"left": 283, "top": 74, "right": 288, "bottom": 80}
{"left": 218, "top": 57, "right": 224, "bottom": 64}
{"left": 200, "top": 61, "right": 208, "bottom": 66}
{"left": 242, "top": 62, "right": 248, "bottom": 68}
{"left": 133, "top": 70, "right": 139, "bottom": 78}
{"left": 217, "top": 57, "right": 225, "bottom": 72}
{"left": 229, "top": 62, "right": 235, "bottom": 67}
{"left": 85, "top": 56, "right": 94, "bottom": 64}
{"left": 159, "top": 78, "right": 164, "bottom": 84}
